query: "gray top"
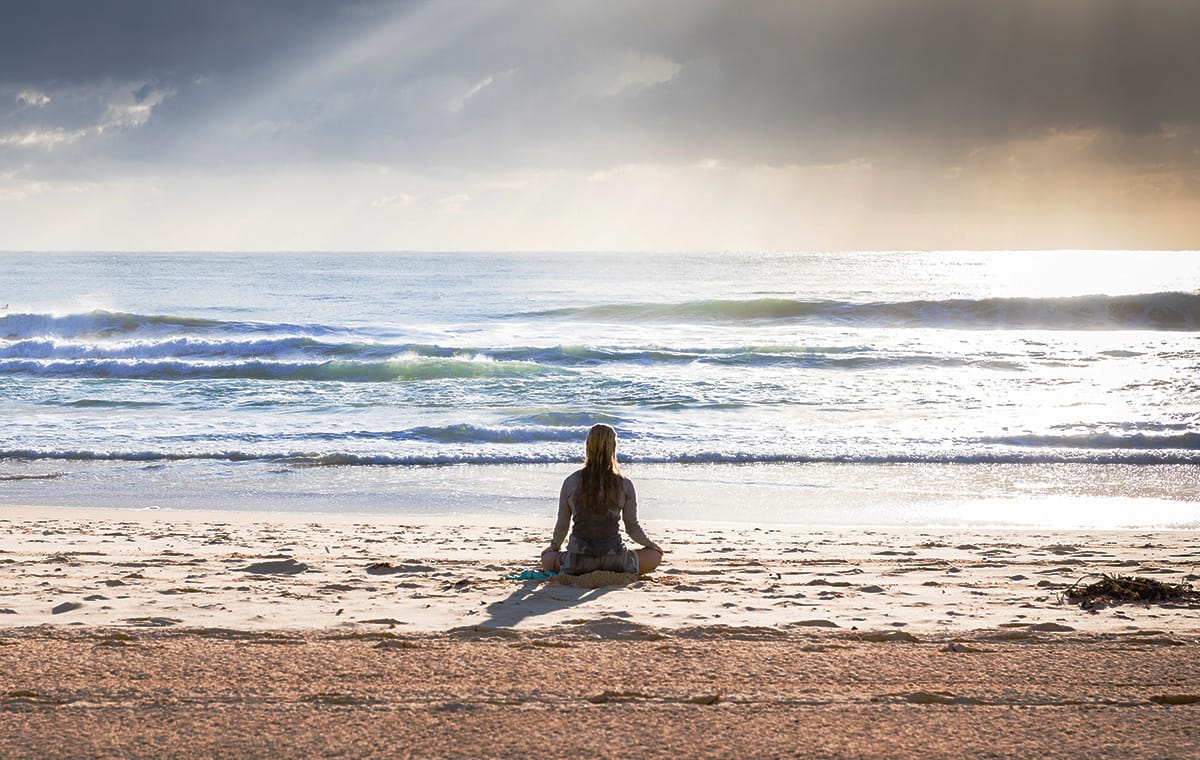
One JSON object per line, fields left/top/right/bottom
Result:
{"left": 550, "top": 469, "right": 653, "bottom": 553}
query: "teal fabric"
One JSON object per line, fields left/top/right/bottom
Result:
{"left": 502, "top": 569, "right": 558, "bottom": 581}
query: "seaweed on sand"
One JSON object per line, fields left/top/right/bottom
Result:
{"left": 1062, "top": 574, "right": 1200, "bottom": 608}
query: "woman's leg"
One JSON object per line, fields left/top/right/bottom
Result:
{"left": 540, "top": 548, "right": 561, "bottom": 573}
{"left": 635, "top": 546, "right": 663, "bottom": 574}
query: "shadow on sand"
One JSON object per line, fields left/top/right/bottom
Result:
{"left": 474, "top": 579, "right": 627, "bottom": 629}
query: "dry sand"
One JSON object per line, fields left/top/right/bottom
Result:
{"left": 2, "top": 505, "right": 1199, "bottom": 758}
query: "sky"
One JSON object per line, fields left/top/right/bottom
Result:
{"left": 2, "top": 0, "right": 1199, "bottom": 252}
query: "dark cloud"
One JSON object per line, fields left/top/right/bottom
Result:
{"left": 3, "top": 0, "right": 1200, "bottom": 175}
{"left": 0, "top": 0, "right": 394, "bottom": 84}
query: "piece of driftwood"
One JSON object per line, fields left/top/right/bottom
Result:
{"left": 1062, "top": 573, "right": 1200, "bottom": 608}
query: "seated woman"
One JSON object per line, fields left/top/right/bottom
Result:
{"left": 540, "top": 423, "right": 664, "bottom": 576}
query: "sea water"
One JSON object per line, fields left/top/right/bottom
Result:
{"left": 1, "top": 251, "right": 1197, "bottom": 528}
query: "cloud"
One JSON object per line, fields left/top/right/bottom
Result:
{"left": 0, "top": 127, "right": 88, "bottom": 149}
{"left": 0, "top": 79, "right": 174, "bottom": 166}
{"left": 15, "top": 90, "right": 51, "bottom": 107}
{"left": 371, "top": 192, "right": 417, "bottom": 208}
{"left": 0, "top": 1, "right": 387, "bottom": 84}
{"left": 2, "top": 0, "right": 1200, "bottom": 249}
{"left": 3, "top": 0, "right": 1199, "bottom": 176}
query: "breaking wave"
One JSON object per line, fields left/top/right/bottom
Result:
{"left": 0, "top": 310, "right": 1042, "bottom": 379}
{"left": 4, "top": 447, "right": 1199, "bottom": 466}
{"left": 0, "top": 356, "right": 553, "bottom": 382}
{"left": 528, "top": 292, "right": 1200, "bottom": 330}
{"left": 985, "top": 432, "right": 1200, "bottom": 451}
{"left": 0, "top": 309, "right": 273, "bottom": 340}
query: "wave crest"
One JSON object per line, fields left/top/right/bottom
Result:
{"left": 0, "top": 355, "right": 556, "bottom": 382}
{"left": 986, "top": 432, "right": 1200, "bottom": 451}
{"left": 4, "top": 448, "right": 1199, "bottom": 466}
{"left": 529, "top": 292, "right": 1200, "bottom": 330}
{"left": 1, "top": 310, "right": 225, "bottom": 340}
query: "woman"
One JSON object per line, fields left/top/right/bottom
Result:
{"left": 541, "top": 423, "right": 665, "bottom": 575}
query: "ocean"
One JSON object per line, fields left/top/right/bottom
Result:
{"left": 1, "top": 250, "right": 1197, "bottom": 528}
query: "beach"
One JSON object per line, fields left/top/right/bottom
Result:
{"left": 3, "top": 252, "right": 1198, "bottom": 757}
{"left": 3, "top": 506, "right": 1198, "bottom": 758}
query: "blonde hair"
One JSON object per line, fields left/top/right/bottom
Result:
{"left": 581, "top": 423, "right": 622, "bottom": 513}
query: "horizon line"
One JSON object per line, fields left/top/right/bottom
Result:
{"left": 3, "top": 247, "right": 1198, "bottom": 256}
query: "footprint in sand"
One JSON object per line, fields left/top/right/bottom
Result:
{"left": 793, "top": 619, "right": 839, "bottom": 628}
{"left": 365, "top": 562, "right": 435, "bottom": 575}
{"left": 236, "top": 558, "right": 310, "bottom": 575}
{"left": 1028, "top": 622, "right": 1075, "bottom": 632}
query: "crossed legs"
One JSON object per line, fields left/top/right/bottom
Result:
{"left": 540, "top": 546, "right": 664, "bottom": 575}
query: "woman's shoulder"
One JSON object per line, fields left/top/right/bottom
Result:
{"left": 562, "top": 468, "right": 632, "bottom": 487}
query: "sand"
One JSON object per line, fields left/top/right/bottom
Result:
{"left": 2, "top": 505, "right": 1199, "bottom": 758}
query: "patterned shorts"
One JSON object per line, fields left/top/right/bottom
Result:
{"left": 559, "top": 548, "right": 640, "bottom": 576}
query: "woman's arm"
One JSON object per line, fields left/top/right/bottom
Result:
{"left": 549, "top": 474, "right": 574, "bottom": 551}
{"left": 620, "top": 478, "right": 658, "bottom": 549}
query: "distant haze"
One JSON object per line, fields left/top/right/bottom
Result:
{"left": 3, "top": 0, "right": 1199, "bottom": 251}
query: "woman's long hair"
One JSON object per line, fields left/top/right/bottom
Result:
{"left": 581, "top": 423, "right": 622, "bottom": 514}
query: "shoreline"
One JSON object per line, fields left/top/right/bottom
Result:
{"left": 5, "top": 496, "right": 1200, "bottom": 532}
{"left": 4, "top": 459, "right": 1198, "bottom": 530}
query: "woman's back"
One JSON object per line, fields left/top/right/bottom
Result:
{"left": 560, "top": 469, "right": 634, "bottom": 555}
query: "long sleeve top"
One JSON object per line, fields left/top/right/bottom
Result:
{"left": 550, "top": 469, "right": 653, "bottom": 553}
